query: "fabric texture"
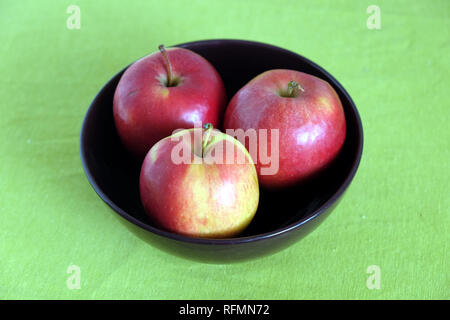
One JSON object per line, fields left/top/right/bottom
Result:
{"left": 0, "top": 0, "right": 448, "bottom": 299}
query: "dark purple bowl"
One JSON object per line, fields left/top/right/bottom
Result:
{"left": 80, "top": 39, "right": 363, "bottom": 263}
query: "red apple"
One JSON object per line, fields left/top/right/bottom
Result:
{"left": 113, "top": 45, "right": 226, "bottom": 158}
{"left": 224, "top": 69, "right": 346, "bottom": 188}
{"left": 139, "top": 124, "right": 259, "bottom": 238}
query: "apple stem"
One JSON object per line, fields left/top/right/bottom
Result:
{"left": 158, "top": 44, "right": 174, "bottom": 87}
{"left": 287, "top": 80, "right": 304, "bottom": 97}
{"left": 202, "top": 123, "right": 213, "bottom": 156}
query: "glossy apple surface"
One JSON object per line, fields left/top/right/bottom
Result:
{"left": 224, "top": 69, "right": 346, "bottom": 188}
{"left": 139, "top": 126, "right": 259, "bottom": 238}
{"left": 114, "top": 46, "right": 227, "bottom": 158}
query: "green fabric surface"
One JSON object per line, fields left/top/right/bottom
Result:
{"left": 1, "top": 0, "right": 448, "bottom": 299}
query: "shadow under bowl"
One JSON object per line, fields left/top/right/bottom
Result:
{"left": 80, "top": 39, "right": 363, "bottom": 263}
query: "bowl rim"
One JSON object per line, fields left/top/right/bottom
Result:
{"left": 80, "top": 38, "right": 363, "bottom": 246}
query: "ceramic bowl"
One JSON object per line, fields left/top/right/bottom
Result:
{"left": 80, "top": 39, "right": 363, "bottom": 263}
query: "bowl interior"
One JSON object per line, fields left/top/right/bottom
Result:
{"left": 81, "top": 39, "right": 362, "bottom": 240}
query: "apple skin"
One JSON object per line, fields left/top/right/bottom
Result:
{"left": 139, "top": 127, "right": 259, "bottom": 238}
{"left": 113, "top": 47, "right": 227, "bottom": 158}
{"left": 224, "top": 69, "right": 346, "bottom": 188}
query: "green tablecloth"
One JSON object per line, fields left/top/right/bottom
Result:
{"left": 1, "top": 0, "right": 448, "bottom": 299}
